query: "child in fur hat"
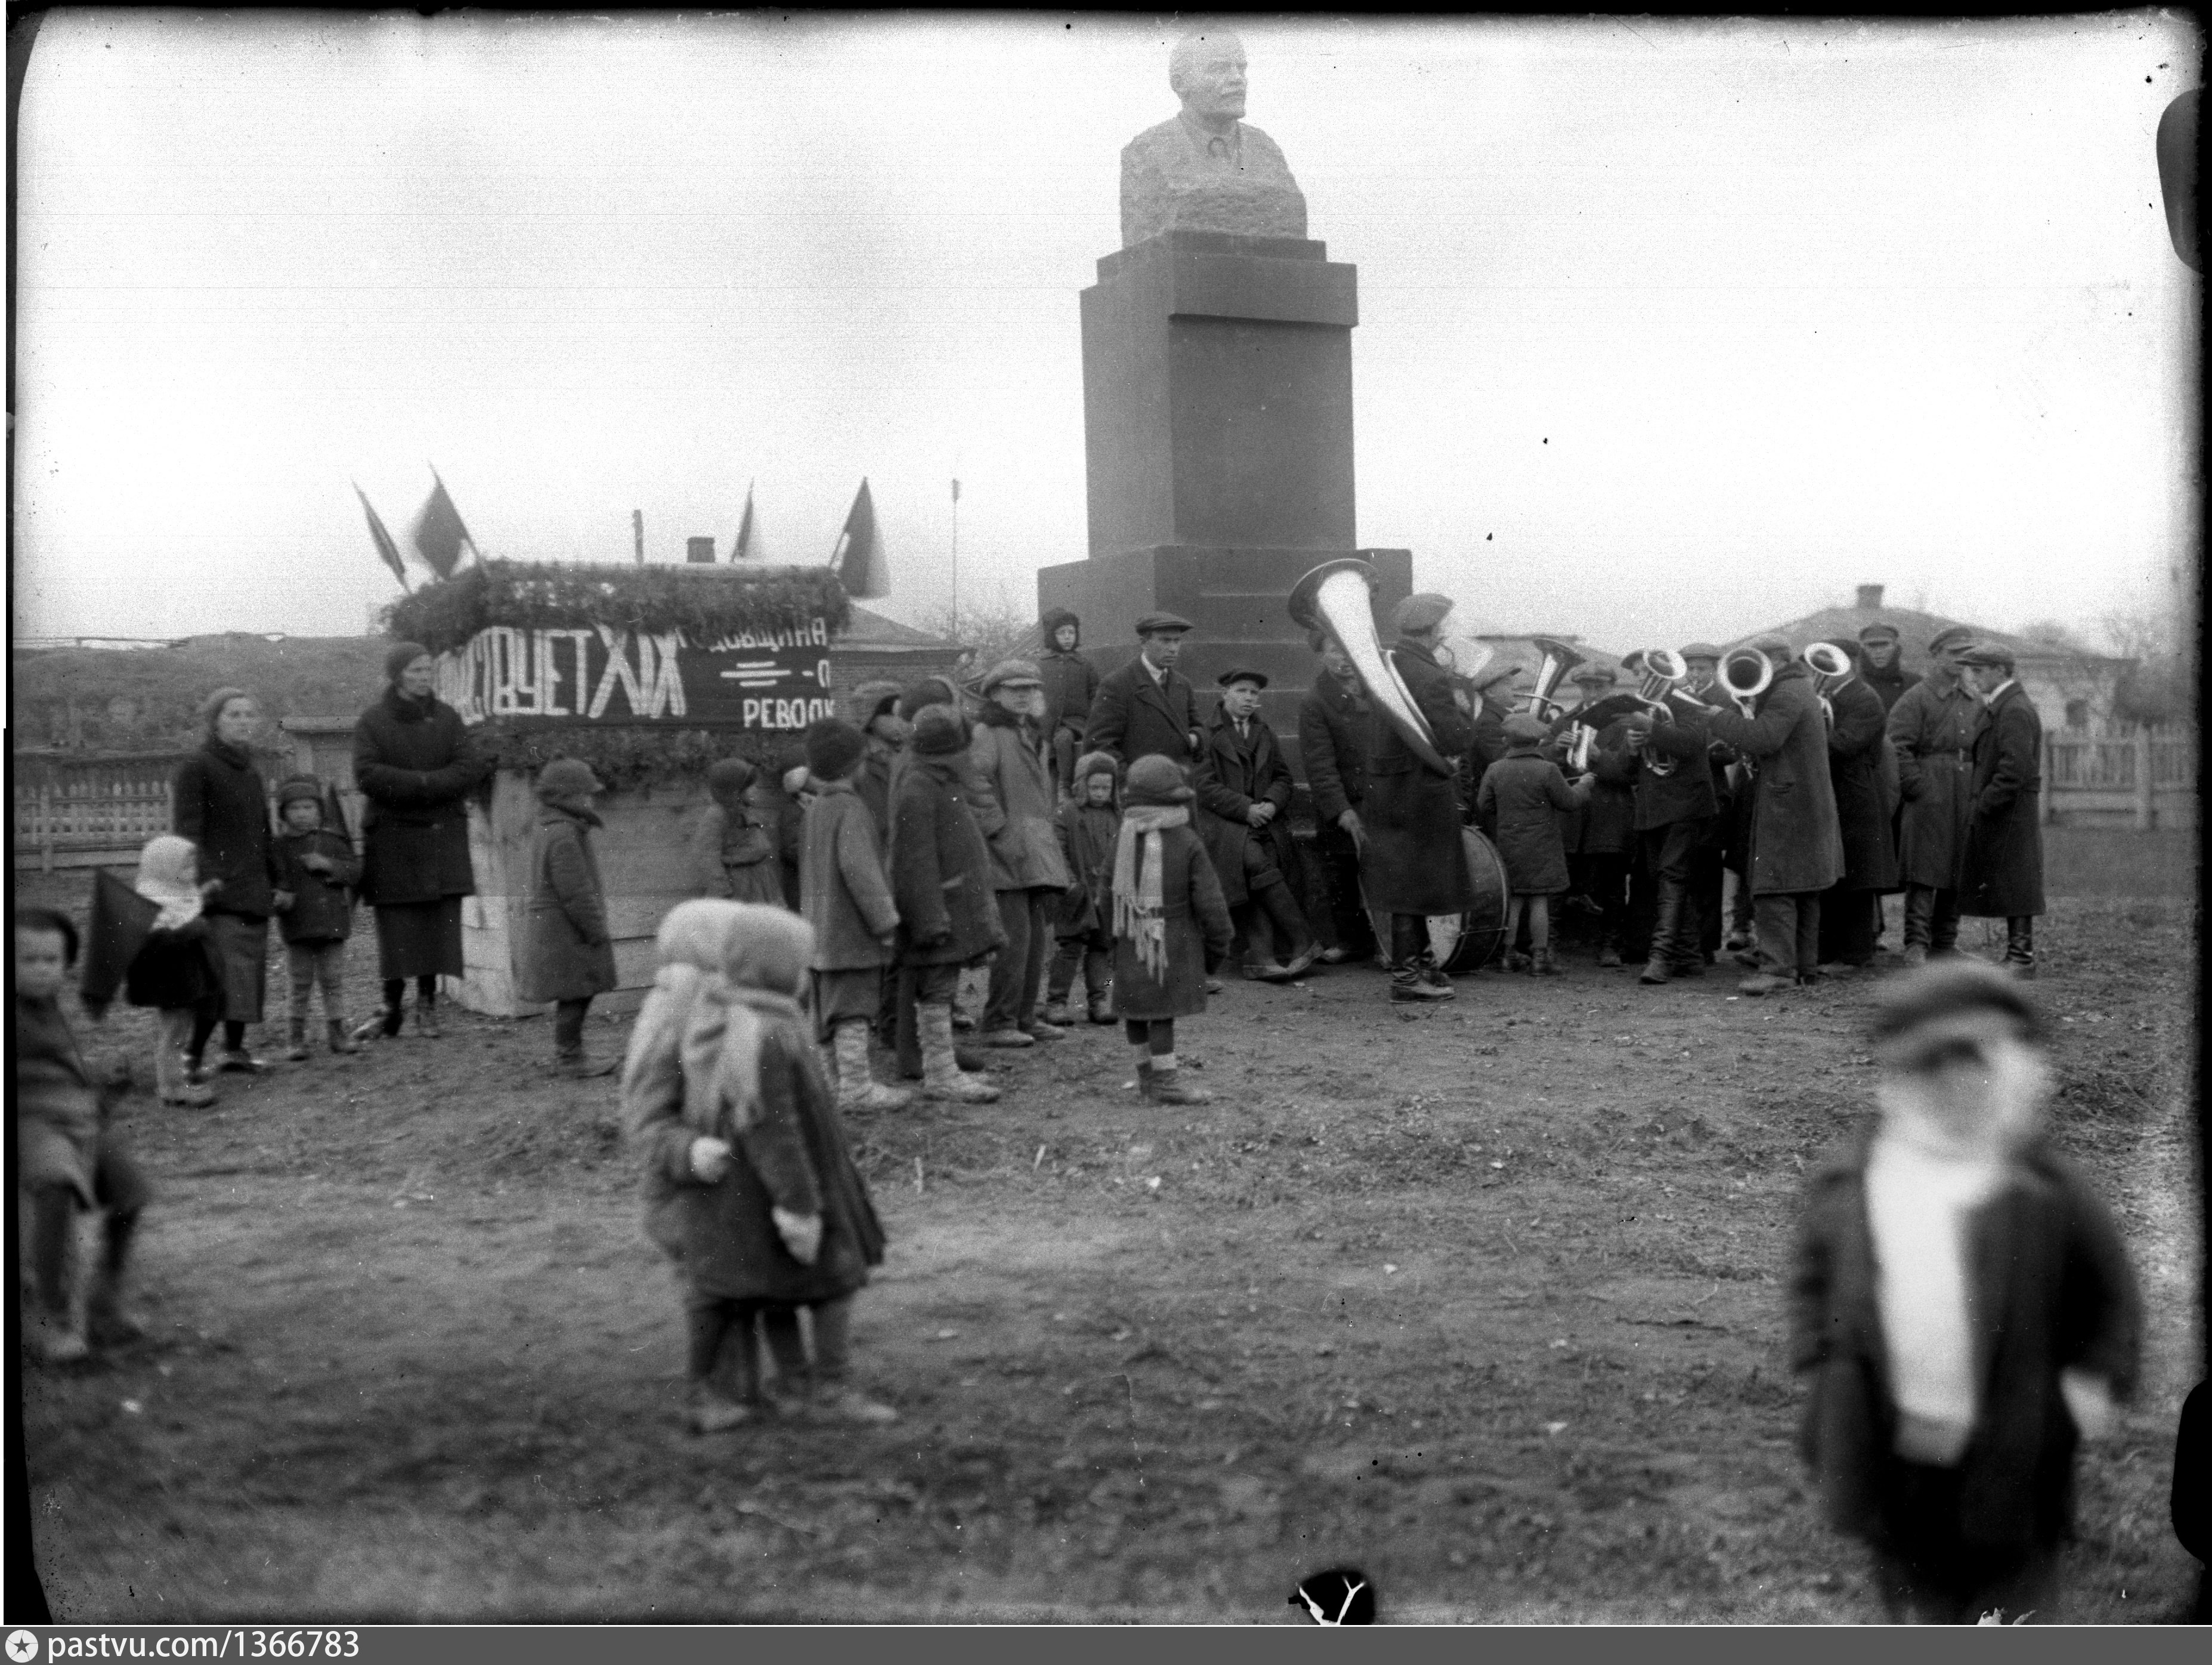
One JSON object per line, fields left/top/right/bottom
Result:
{"left": 689, "top": 756, "right": 785, "bottom": 906}
{"left": 623, "top": 900, "right": 893, "bottom": 1432}
{"left": 270, "top": 777, "right": 363, "bottom": 1059}
{"left": 1475, "top": 713, "right": 1594, "bottom": 975}
{"left": 1107, "top": 755, "right": 1233, "bottom": 1105}
{"left": 1043, "top": 750, "right": 1121, "bottom": 1025}
{"left": 1789, "top": 960, "right": 2141, "bottom": 1622}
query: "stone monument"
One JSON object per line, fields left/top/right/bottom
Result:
{"left": 1038, "top": 30, "right": 1411, "bottom": 759}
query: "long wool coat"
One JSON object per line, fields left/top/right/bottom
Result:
{"left": 1701, "top": 663, "right": 1844, "bottom": 896}
{"left": 1788, "top": 1129, "right": 2140, "bottom": 1554}
{"left": 1084, "top": 656, "right": 1202, "bottom": 768}
{"left": 172, "top": 742, "right": 281, "bottom": 919}
{"left": 889, "top": 754, "right": 1008, "bottom": 968}
{"left": 1825, "top": 676, "right": 1898, "bottom": 892}
{"left": 688, "top": 802, "right": 785, "bottom": 905}
{"left": 1038, "top": 613, "right": 1100, "bottom": 750}
{"left": 273, "top": 827, "right": 361, "bottom": 943}
{"left": 800, "top": 779, "right": 901, "bottom": 970}
{"left": 1885, "top": 676, "right": 1982, "bottom": 890}
{"left": 1605, "top": 715, "right": 1718, "bottom": 831}
{"left": 1476, "top": 751, "right": 1591, "bottom": 895}
{"left": 1193, "top": 709, "right": 1304, "bottom": 910}
{"left": 516, "top": 804, "right": 618, "bottom": 1004}
{"left": 1054, "top": 797, "right": 1119, "bottom": 937}
{"left": 1959, "top": 681, "right": 2046, "bottom": 919}
{"left": 352, "top": 689, "right": 490, "bottom": 907}
{"left": 967, "top": 706, "right": 1072, "bottom": 893}
{"left": 1362, "top": 638, "right": 1477, "bottom": 915}
{"left": 1107, "top": 821, "right": 1235, "bottom": 1022}
{"left": 630, "top": 1024, "right": 885, "bottom": 1305}
{"left": 1298, "top": 675, "right": 1374, "bottom": 825}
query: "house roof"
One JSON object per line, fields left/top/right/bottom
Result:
{"left": 1724, "top": 603, "right": 2127, "bottom": 676}
{"left": 839, "top": 605, "right": 959, "bottom": 653}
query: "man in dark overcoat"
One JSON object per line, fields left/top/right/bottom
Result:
{"left": 1679, "top": 642, "right": 1733, "bottom": 964}
{"left": 1551, "top": 662, "right": 1639, "bottom": 967}
{"left": 1037, "top": 608, "right": 1099, "bottom": 795}
{"left": 1195, "top": 669, "right": 1319, "bottom": 980}
{"left": 1084, "top": 613, "right": 1204, "bottom": 771}
{"left": 1884, "top": 626, "right": 1983, "bottom": 966}
{"left": 1362, "top": 594, "right": 1476, "bottom": 1002}
{"left": 1699, "top": 637, "right": 1843, "bottom": 994}
{"left": 1956, "top": 644, "right": 2046, "bottom": 977}
{"left": 1855, "top": 621, "right": 1914, "bottom": 953}
{"left": 1604, "top": 702, "right": 1720, "bottom": 985}
{"left": 1296, "top": 629, "right": 1379, "bottom": 966}
{"left": 1816, "top": 641, "right": 1900, "bottom": 971}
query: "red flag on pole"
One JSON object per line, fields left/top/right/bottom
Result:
{"left": 411, "top": 468, "right": 475, "bottom": 580}
{"left": 354, "top": 482, "right": 410, "bottom": 591}
{"left": 830, "top": 478, "right": 890, "bottom": 599}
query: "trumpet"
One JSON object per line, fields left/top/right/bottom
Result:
{"left": 1803, "top": 640, "right": 1852, "bottom": 727}
{"left": 1523, "top": 636, "right": 1586, "bottom": 724}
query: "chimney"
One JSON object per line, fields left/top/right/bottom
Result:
{"left": 1856, "top": 583, "right": 1884, "bottom": 610}
{"left": 685, "top": 536, "right": 716, "bottom": 564}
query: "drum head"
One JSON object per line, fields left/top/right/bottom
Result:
{"left": 1366, "top": 828, "right": 1511, "bottom": 974}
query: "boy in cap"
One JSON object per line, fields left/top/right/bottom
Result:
{"left": 270, "top": 776, "right": 363, "bottom": 1059}
{"left": 1108, "top": 755, "right": 1234, "bottom": 1104}
{"left": 847, "top": 681, "right": 909, "bottom": 839}
{"left": 1044, "top": 751, "right": 1122, "bottom": 1025}
{"left": 1476, "top": 713, "right": 1595, "bottom": 975}
{"left": 1857, "top": 620, "right": 1920, "bottom": 715}
{"left": 516, "top": 759, "right": 620, "bottom": 1077}
{"left": 1084, "top": 613, "right": 1204, "bottom": 768}
{"left": 1955, "top": 644, "right": 2044, "bottom": 978}
{"left": 1789, "top": 960, "right": 2140, "bottom": 1621}
{"left": 798, "top": 718, "right": 912, "bottom": 1113}
{"left": 1195, "top": 668, "right": 1320, "bottom": 981}
{"left": 969, "top": 660, "right": 1073, "bottom": 1045}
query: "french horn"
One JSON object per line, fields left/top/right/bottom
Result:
{"left": 1288, "top": 559, "right": 1454, "bottom": 776}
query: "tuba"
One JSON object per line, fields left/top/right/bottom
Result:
{"left": 1717, "top": 647, "right": 1774, "bottom": 718}
{"left": 1288, "top": 559, "right": 1454, "bottom": 776}
{"left": 1803, "top": 641, "right": 1852, "bottom": 727}
{"left": 1523, "top": 636, "right": 1586, "bottom": 724}
{"left": 1630, "top": 647, "right": 1690, "bottom": 776}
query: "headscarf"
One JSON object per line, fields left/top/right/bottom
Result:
{"left": 135, "top": 835, "right": 205, "bottom": 931}
{"left": 621, "top": 900, "right": 820, "bottom": 1144}
{"left": 385, "top": 642, "right": 432, "bottom": 684}
{"left": 201, "top": 687, "right": 253, "bottom": 761}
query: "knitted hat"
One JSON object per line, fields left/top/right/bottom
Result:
{"left": 1072, "top": 750, "right": 1119, "bottom": 787}
{"left": 1124, "top": 754, "right": 1195, "bottom": 805}
{"left": 1858, "top": 621, "right": 1901, "bottom": 644}
{"left": 275, "top": 776, "right": 323, "bottom": 812}
{"left": 980, "top": 659, "right": 1045, "bottom": 694}
{"left": 201, "top": 686, "right": 253, "bottom": 734}
{"left": 909, "top": 703, "right": 969, "bottom": 756}
{"left": 1391, "top": 593, "right": 1455, "bottom": 636}
{"left": 850, "top": 680, "right": 905, "bottom": 726}
{"left": 385, "top": 642, "right": 432, "bottom": 684}
{"left": 803, "top": 717, "right": 867, "bottom": 780}
{"left": 535, "top": 758, "right": 601, "bottom": 802}
{"left": 705, "top": 756, "right": 758, "bottom": 798}
{"left": 897, "top": 676, "right": 961, "bottom": 722}
{"left": 1870, "top": 959, "right": 2043, "bottom": 1068}
{"left": 1503, "top": 713, "right": 1548, "bottom": 746}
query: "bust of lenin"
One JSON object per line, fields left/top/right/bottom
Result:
{"left": 1120, "top": 32, "right": 1307, "bottom": 248}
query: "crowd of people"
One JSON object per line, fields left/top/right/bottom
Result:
{"left": 13, "top": 600, "right": 2174, "bottom": 1625}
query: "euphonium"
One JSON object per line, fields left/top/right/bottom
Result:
{"left": 1803, "top": 641, "right": 1852, "bottom": 727}
{"left": 1288, "top": 558, "right": 1453, "bottom": 776}
{"left": 1717, "top": 647, "right": 1774, "bottom": 718}
{"left": 1523, "top": 636, "right": 1586, "bottom": 724}
{"left": 1633, "top": 647, "right": 1688, "bottom": 722}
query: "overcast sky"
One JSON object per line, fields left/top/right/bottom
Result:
{"left": 12, "top": 10, "right": 2201, "bottom": 656}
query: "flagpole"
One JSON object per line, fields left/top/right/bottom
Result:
{"left": 950, "top": 461, "right": 961, "bottom": 646}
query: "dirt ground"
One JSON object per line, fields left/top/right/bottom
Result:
{"left": 16, "top": 864, "right": 2203, "bottom": 1624}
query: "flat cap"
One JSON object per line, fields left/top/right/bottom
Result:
{"left": 1217, "top": 667, "right": 1268, "bottom": 689}
{"left": 1857, "top": 620, "right": 1901, "bottom": 644}
{"left": 1570, "top": 662, "right": 1617, "bottom": 686}
{"left": 1958, "top": 642, "right": 2015, "bottom": 669}
{"left": 980, "top": 658, "right": 1045, "bottom": 693}
{"left": 1134, "top": 612, "right": 1193, "bottom": 637}
{"left": 1870, "top": 958, "right": 2043, "bottom": 1065}
{"left": 1750, "top": 634, "right": 1795, "bottom": 659}
{"left": 1468, "top": 662, "right": 1522, "bottom": 695}
{"left": 1502, "top": 713, "right": 1548, "bottom": 745}
{"left": 1391, "top": 593, "right": 1456, "bottom": 637}
{"left": 1678, "top": 642, "right": 1725, "bottom": 661}
{"left": 1926, "top": 625, "right": 1978, "bottom": 654}
{"left": 275, "top": 776, "right": 323, "bottom": 811}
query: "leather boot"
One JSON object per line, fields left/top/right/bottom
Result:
{"left": 920, "top": 1003, "right": 998, "bottom": 1102}
{"left": 1641, "top": 884, "right": 1682, "bottom": 984}
{"left": 2004, "top": 917, "right": 2036, "bottom": 978}
{"left": 284, "top": 1016, "right": 310, "bottom": 1061}
{"left": 1145, "top": 1063, "right": 1214, "bottom": 1105}
{"left": 1390, "top": 916, "right": 1449, "bottom": 1002}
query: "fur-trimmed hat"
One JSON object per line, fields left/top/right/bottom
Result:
{"left": 535, "top": 758, "right": 601, "bottom": 802}
{"left": 803, "top": 717, "right": 867, "bottom": 780}
{"left": 1072, "top": 750, "right": 1119, "bottom": 787}
{"left": 1124, "top": 754, "right": 1195, "bottom": 805}
{"left": 1041, "top": 608, "right": 1081, "bottom": 647}
{"left": 274, "top": 776, "right": 323, "bottom": 813}
{"left": 897, "top": 676, "right": 961, "bottom": 722}
{"left": 705, "top": 757, "right": 758, "bottom": 798}
{"left": 1391, "top": 593, "right": 1455, "bottom": 637}
{"left": 850, "top": 679, "right": 905, "bottom": 726}
{"left": 910, "top": 703, "right": 969, "bottom": 756}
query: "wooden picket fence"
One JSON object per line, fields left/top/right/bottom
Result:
{"left": 11, "top": 749, "right": 364, "bottom": 872}
{"left": 2042, "top": 723, "right": 2196, "bottom": 830}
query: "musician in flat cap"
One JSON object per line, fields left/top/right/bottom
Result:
{"left": 1084, "top": 613, "right": 1205, "bottom": 772}
{"left": 1697, "top": 637, "right": 1844, "bottom": 994}
{"left": 1883, "top": 626, "right": 1983, "bottom": 966}
{"left": 1608, "top": 696, "right": 1722, "bottom": 986}
{"left": 1298, "top": 628, "right": 1381, "bottom": 966}
{"left": 1363, "top": 592, "right": 1477, "bottom": 1003}
{"left": 1955, "top": 644, "right": 2044, "bottom": 977}
{"left": 1195, "top": 669, "right": 1320, "bottom": 981}
{"left": 1857, "top": 620, "right": 1921, "bottom": 716}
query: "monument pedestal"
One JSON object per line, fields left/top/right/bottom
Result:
{"left": 1042, "top": 229, "right": 1405, "bottom": 760}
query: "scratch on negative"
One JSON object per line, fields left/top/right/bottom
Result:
{"left": 1124, "top": 1372, "right": 1146, "bottom": 1490}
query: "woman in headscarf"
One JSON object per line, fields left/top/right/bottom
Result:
{"left": 623, "top": 901, "right": 892, "bottom": 1434}
{"left": 172, "top": 687, "right": 286, "bottom": 1073}
{"left": 351, "top": 642, "right": 491, "bottom": 1040}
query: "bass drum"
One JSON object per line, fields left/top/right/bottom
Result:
{"left": 1368, "top": 827, "right": 1511, "bottom": 974}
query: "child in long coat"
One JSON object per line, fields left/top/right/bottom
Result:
{"left": 1044, "top": 750, "right": 1121, "bottom": 1025}
{"left": 1789, "top": 960, "right": 2140, "bottom": 1622}
{"left": 689, "top": 757, "right": 785, "bottom": 906}
{"left": 1475, "top": 715, "right": 1594, "bottom": 975}
{"left": 123, "top": 834, "right": 227, "bottom": 1106}
{"left": 797, "top": 718, "right": 909, "bottom": 1114}
{"left": 516, "top": 758, "right": 620, "bottom": 1077}
{"left": 623, "top": 901, "right": 892, "bottom": 1433}
{"left": 1107, "top": 754, "right": 1234, "bottom": 1106}
{"left": 270, "top": 777, "right": 363, "bottom": 1059}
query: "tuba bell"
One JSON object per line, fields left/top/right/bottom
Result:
{"left": 1288, "top": 559, "right": 1454, "bottom": 776}
{"left": 1717, "top": 647, "right": 1774, "bottom": 718}
{"left": 1523, "top": 636, "right": 1587, "bottom": 724}
{"left": 1803, "top": 641, "right": 1852, "bottom": 727}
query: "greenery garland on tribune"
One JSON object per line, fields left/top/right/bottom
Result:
{"left": 382, "top": 560, "right": 850, "bottom": 796}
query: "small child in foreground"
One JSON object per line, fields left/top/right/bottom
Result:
{"left": 126, "top": 835, "right": 227, "bottom": 1107}
{"left": 1107, "top": 755, "right": 1232, "bottom": 1106}
{"left": 16, "top": 906, "right": 153, "bottom": 1363}
{"left": 1788, "top": 959, "right": 2143, "bottom": 1623}
{"left": 1042, "top": 750, "right": 1121, "bottom": 1026}
{"left": 623, "top": 900, "right": 895, "bottom": 1434}
{"left": 270, "top": 777, "right": 363, "bottom": 1059}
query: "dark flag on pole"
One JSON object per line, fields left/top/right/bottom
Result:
{"left": 831, "top": 478, "right": 890, "bottom": 599}
{"left": 80, "top": 868, "right": 157, "bottom": 1016}
{"left": 732, "top": 481, "right": 762, "bottom": 561}
{"left": 354, "top": 482, "right": 410, "bottom": 591}
{"left": 411, "top": 468, "right": 476, "bottom": 581}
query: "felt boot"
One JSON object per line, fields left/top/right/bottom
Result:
{"left": 326, "top": 1019, "right": 360, "bottom": 1055}
{"left": 920, "top": 1004, "right": 999, "bottom": 1102}
{"left": 834, "top": 1023, "right": 914, "bottom": 1113}
{"left": 1144, "top": 1062, "right": 1214, "bottom": 1105}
